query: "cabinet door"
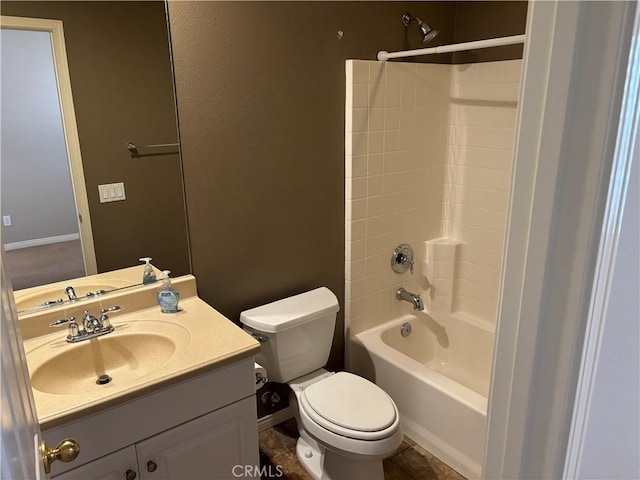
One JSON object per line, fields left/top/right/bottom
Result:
{"left": 136, "top": 396, "right": 259, "bottom": 480}
{"left": 52, "top": 446, "right": 139, "bottom": 480}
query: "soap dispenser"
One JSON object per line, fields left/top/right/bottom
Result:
{"left": 139, "top": 257, "right": 157, "bottom": 284}
{"left": 157, "top": 270, "right": 180, "bottom": 313}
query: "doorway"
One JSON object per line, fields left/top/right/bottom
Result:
{"left": 1, "top": 16, "right": 96, "bottom": 289}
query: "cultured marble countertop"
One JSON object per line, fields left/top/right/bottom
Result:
{"left": 21, "top": 276, "right": 260, "bottom": 429}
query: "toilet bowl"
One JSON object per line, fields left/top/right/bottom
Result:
{"left": 240, "top": 288, "right": 402, "bottom": 480}
{"left": 289, "top": 370, "right": 403, "bottom": 479}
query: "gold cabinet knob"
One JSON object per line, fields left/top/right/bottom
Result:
{"left": 40, "top": 438, "right": 80, "bottom": 474}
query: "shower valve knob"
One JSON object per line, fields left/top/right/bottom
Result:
{"left": 391, "top": 244, "right": 415, "bottom": 274}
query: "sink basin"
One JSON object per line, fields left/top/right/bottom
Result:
{"left": 26, "top": 320, "right": 191, "bottom": 395}
{"left": 15, "top": 281, "right": 131, "bottom": 311}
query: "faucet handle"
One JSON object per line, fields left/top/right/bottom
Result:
{"left": 391, "top": 244, "right": 415, "bottom": 274}
{"left": 100, "top": 306, "right": 123, "bottom": 329}
{"left": 49, "top": 316, "right": 75, "bottom": 327}
{"left": 65, "top": 286, "right": 77, "bottom": 300}
{"left": 101, "top": 305, "right": 124, "bottom": 316}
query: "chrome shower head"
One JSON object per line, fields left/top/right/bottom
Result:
{"left": 402, "top": 12, "right": 439, "bottom": 44}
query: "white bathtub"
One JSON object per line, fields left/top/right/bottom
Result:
{"left": 350, "top": 311, "right": 494, "bottom": 479}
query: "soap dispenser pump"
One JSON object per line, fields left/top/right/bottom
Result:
{"left": 157, "top": 270, "right": 179, "bottom": 313}
{"left": 139, "top": 257, "right": 157, "bottom": 285}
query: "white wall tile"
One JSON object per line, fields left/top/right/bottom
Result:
{"left": 352, "top": 83, "right": 369, "bottom": 109}
{"left": 496, "top": 60, "right": 522, "bottom": 83}
{"left": 368, "top": 131, "right": 384, "bottom": 154}
{"left": 349, "top": 155, "right": 367, "bottom": 178}
{"left": 385, "top": 107, "right": 401, "bottom": 130}
{"left": 350, "top": 108, "right": 369, "bottom": 133}
{"left": 369, "top": 83, "right": 385, "bottom": 109}
{"left": 385, "top": 65, "right": 402, "bottom": 85}
{"left": 369, "top": 108, "right": 386, "bottom": 131}
{"left": 348, "top": 177, "right": 367, "bottom": 200}
{"left": 347, "top": 132, "right": 368, "bottom": 156}
{"left": 347, "top": 219, "right": 366, "bottom": 242}
{"left": 352, "top": 60, "right": 370, "bottom": 84}
{"left": 385, "top": 84, "right": 402, "bottom": 107}
{"left": 369, "top": 61, "right": 384, "bottom": 83}
{"left": 346, "top": 239, "right": 366, "bottom": 262}
{"left": 345, "top": 59, "right": 520, "bottom": 334}
{"left": 368, "top": 154, "right": 384, "bottom": 176}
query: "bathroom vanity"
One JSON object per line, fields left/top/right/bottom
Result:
{"left": 45, "top": 360, "right": 257, "bottom": 479}
{"left": 18, "top": 273, "right": 261, "bottom": 479}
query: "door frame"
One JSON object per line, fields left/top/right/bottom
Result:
{"left": 484, "top": 1, "right": 638, "bottom": 478}
{"left": 1, "top": 15, "right": 97, "bottom": 276}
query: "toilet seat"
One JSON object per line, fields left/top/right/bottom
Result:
{"left": 299, "top": 372, "right": 399, "bottom": 441}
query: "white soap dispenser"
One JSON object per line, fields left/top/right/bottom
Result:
{"left": 139, "top": 257, "right": 157, "bottom": 285}
{"left": 157, "top": 270, "right": 180, "bottom": 313}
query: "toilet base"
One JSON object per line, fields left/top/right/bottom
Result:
{"left": 296, "top": 434, "right": 384, "bottom": 480}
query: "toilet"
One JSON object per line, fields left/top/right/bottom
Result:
{"left": 240, "top": 287, "right": 403, "bottom": 480}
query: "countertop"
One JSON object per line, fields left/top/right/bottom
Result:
{"left": 21, "top": 276, "right": 260, "bottom": 430}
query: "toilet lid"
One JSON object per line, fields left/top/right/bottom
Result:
{"left": 301, "top": 372, "right": 397, "bottom": 436}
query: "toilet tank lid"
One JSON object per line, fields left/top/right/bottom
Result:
{"left": 239, "top": 287, "right": 339, "bottom": 333}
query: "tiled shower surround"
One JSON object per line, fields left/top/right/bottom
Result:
{"left": 345, "top": 59, "right": 521, "bottom": 337}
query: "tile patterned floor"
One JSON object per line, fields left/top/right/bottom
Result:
{"left": 259, "top": 418, "right": 467, "bottom": 480}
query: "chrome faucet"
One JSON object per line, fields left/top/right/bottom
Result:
{"left": 396, "top": 287, "right": 424, "bottom": 311}
{"left": 49, "top": 306, "right": 124, "bottom": 343}
{"left": 65, "top": 286, "right": 77, "bottom": 301}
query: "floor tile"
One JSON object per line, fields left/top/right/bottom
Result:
{"left": 390, "top": 444, "right": 466, "bottom": 480}
{"left": 259, "top": 419, "right": 465, "bottom": 480}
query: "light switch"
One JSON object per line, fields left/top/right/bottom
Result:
{"left": 98, "top": 182, "right": 126, "bottom": 203}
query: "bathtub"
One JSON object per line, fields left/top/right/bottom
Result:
{"left": 350, "top": 311, "right": 494, "bottom": 479}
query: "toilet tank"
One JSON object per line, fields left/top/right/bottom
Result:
{"left": 240, "top": 287, "right": 339, "bottom": 383}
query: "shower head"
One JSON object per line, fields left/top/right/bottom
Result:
{"left": 402, "top": 12, "right": 439, "bottom": 44}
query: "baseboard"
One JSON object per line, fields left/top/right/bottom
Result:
{"left": 257, "top": 407, "right": 293, "bottom": 432}
{"left": 4, "top": 233, "right": 80, "bottom": 251}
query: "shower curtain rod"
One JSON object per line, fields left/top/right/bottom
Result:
{"left": 377, "top": 34, "right": 526, "bottom": 61}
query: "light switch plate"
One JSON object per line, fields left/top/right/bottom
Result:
{"left": 98, "top": 182, "right": 126, "bottom": 203}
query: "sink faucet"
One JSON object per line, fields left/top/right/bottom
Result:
{"left": 65, "top": 286, "right": 77, "bottom": 301}
{"left": 396, "top": 287, "right": 424, "bottom": 311}
{"left": 50, "top": 306, "right": 124, "bottom": 343}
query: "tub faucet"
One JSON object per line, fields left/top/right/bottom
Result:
{"left": 396, "top": 287, "right": 424, "bottom": 311}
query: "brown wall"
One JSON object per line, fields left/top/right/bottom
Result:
{"left": 1, "top": 1, "right": 190, "bottom": 276}
{"left": 3, "top": 1, "right": 527, "bottom": 370}
{"left": 168, "top": 1, "right": 527, "bottom": 371}
{"left": 453, "top": 1, "right": 528, "bottom": 63}
{"left": 167, "top": 1, "right": 459, "bottom": 371}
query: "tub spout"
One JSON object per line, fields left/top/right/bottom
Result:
{"left": 396, "top": 287, "right": 424, "bottom": 311}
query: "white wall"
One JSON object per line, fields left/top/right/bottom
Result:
{"left": 0, "top": 28, "right": 78, "bottom": 246}
{"left": 575, "top": 141, "right": 639, "bottom": 479}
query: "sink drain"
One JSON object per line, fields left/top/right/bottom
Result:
{"left": 96, "top": 374, "right": 112, "bottom": 385}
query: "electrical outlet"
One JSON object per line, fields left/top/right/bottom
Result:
{"left": 2, "top": 215, "right": 11, "bottom": 227}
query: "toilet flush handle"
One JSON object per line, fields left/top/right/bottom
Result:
{"left": 248, "top": 331, "right": 269, "bottom": 343}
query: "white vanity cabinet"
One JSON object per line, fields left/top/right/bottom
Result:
{"left": 51, "top": 447, "right": 137, "bottom": 480}
{"left": 135, "top": 396, "right": 256, "bottom": 479}
{"left": 47, "top": 359, "right": 259, "bottom": 480}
